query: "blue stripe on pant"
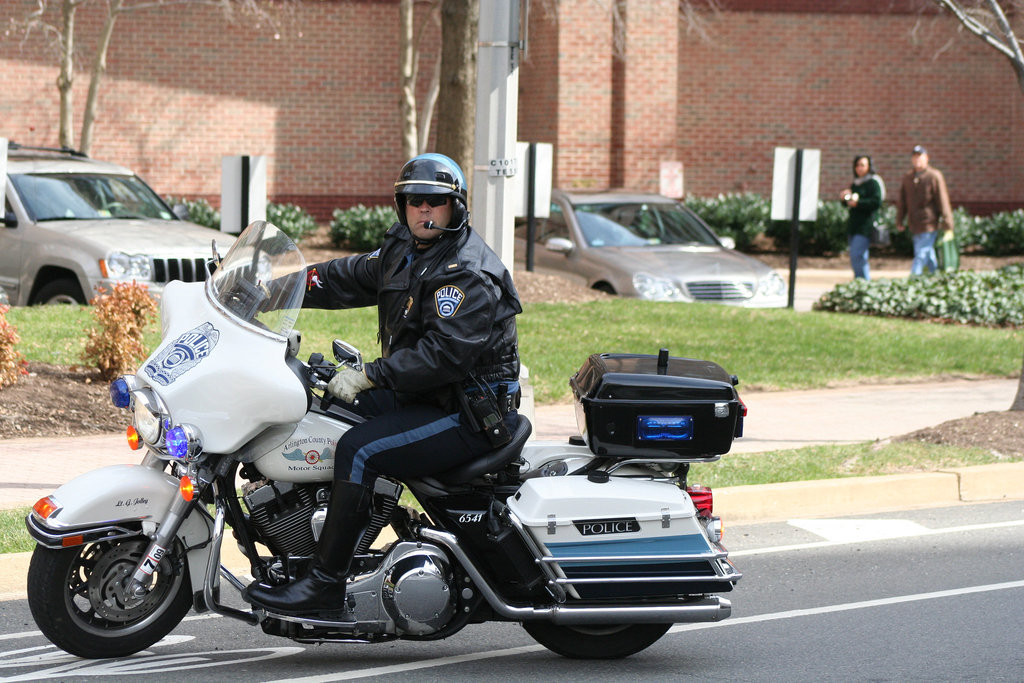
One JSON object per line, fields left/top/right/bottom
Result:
{"left": 348, "top": 413, "right": 461, "bottom": 484}
{"left": 333, "top": 393, "right": 499, "bottom": 487}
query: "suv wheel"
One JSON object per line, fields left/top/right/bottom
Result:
{"left": 33, "top": 279, "right": 86, "bottom": 305}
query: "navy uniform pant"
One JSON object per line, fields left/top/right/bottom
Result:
{"left": 334, "top": 388, "right": 508, "bottom": 488}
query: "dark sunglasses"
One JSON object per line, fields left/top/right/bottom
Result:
{"left": 406, "top": 195, "right": 449, "bottom": 208}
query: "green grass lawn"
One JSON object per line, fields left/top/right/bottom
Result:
{"left": 7, "top": 299, "right": 1021, "bottom": 404}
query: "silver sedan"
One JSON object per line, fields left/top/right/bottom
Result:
{"left": 515, "top": 190, "right": 787, "bottom": 307}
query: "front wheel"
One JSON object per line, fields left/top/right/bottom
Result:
{"left": 522, "top": 622, "right": 671, "bottom": 659}
{"left": 27, "top": 538, "right": 193, "bottom": 658}
{"left": 32, "top": 278, "right": 86, "bottom": 305}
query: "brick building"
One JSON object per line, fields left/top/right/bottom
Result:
{"left": 2, "top": 0, "right": 1021, "bottom": 220}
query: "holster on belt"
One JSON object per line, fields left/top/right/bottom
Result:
{"left": 457, "top": 382, "right": 516, "bottom": 448}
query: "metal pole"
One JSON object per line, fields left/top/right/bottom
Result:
{"left": 787, "top": 149, "right": 802, "bottom": 310}
{"left": 240, "top": 155, "right": 250, "bottom": 232}
{"left": 473, "top": 0, "right": 521, "bottom": 273}
{"left": 526, "top": 141, "right": 536, "bottom": 271}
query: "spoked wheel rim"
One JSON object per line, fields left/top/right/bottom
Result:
{"left": 64, "top": 539, "right": 186, "bottom": 637}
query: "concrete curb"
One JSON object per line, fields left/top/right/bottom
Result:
{"left": 716, "top": 461, "right": 1024, "bottom": 524}
{"left": 3, "top": 461, "right": 1023, "bottom": 600}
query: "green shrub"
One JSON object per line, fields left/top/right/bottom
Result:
{"left": 814, "top": 263, "right": 1024, "bottom": 326}
{"left": 267, "top": 202, "right": 318, "bottom": 242}
{"left": 81, "top": 283, "right": 160, "bottom": 381}
{"left": 765, "top": 199, "right": 848, "bottom": 255}
{"left": 166, "top": 196, "right": 220, "bottom": 229}
{"left": 969, "top": 209, "right": 1024, "bottom": 256}
{"left": 685, "top": 193, "right": 769, "bottom": 251}
{"left": 330, "top": 204, "right": 395, "bottom": 251}
{"left": 0, "top": 305, "right": 26, "bottom": 389}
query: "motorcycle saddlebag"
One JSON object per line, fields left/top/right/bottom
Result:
{"left": 570, "top": 352, "right": 741, "bottom": 460}
{"left": 507, "top": 477, "right": 738, "bottom": 600}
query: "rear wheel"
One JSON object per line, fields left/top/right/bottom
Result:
{"left": 523, "top": 622, "right": 671, "bottom": 659}
{"left": 32, "top": 278, "right": 86, "bottom": 305}
{"left": 27, "top": 538, "right": 193, "bottom": 658}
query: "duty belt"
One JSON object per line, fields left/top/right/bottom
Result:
{"left": 463, "top": 380, "right": 520, "bottom": 416}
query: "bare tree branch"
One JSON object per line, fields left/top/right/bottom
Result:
{"left": 934, "top": 0, "right": 1024, "bottom": 91}
{"left": 8, "top": 0, "right": 294, "bottom": 151}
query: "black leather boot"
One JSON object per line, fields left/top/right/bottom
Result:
{"left": 243, "top": 481, "right": 373, "bottom": 615}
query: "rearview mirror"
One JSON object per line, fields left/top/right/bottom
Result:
{"left": 545, "top": 237, "right": 574, "bottom": 254}
{"left": 3, "top": 211, "right": 17, "bottom": 228}
{"left": 332, "top": 339, "right": 363, "bottom": 370}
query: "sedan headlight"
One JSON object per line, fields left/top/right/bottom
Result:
{"left": 104, "top": 251, "right": 153, "bottom": 280}
{"left": 757, "top": 271, "right": 787, "bottom": 298}
{"left": 632, "top": 272, "right": 687, "bottom": 301}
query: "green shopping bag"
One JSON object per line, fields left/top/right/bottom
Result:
{"left": 936, "top": 230, "right": 959, "bottom": 272}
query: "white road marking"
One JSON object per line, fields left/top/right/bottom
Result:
{"left": 731, "top": 518, "right": 1024, "bottom": 557}
{"left": 788, "top": 518, "right": 931, "bottom": 542}
{"left": 669, "top": 580, "right": 1024, "bottom": 633}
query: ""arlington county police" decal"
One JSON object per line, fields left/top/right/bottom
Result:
{"left": 144, "top": 322, "right": 220, "bottom": 386}
{"left": 434, "top": 285, "right": 465, "bottom": 318}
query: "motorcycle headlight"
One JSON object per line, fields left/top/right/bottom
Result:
{"left": 133, "top": 401, "right": 163, "bottom": 444}
{"left": 131, "top": 389, "right": 169, "bottom": 446}
{"left": 104, "top": 251, "right": 153, "bottom": 280}
{"left": 632, "top": 272, "right": 687, "bottom": 301}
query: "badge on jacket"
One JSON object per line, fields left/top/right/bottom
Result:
{"left": 434, "top": 285, "right": 465, "bottom": 318}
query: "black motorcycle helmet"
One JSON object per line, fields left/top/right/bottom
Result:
{"left": 393, "top": 153, "right": 469, "bottom": 234}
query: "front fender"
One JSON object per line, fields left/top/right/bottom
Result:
{"left": 26, "top": 464, "right": 215, "bottom": 594}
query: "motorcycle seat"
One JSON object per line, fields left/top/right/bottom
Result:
{"left": 427, "top": 413, "right": 533, "bottom": 486}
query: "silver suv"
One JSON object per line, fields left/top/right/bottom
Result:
{"left": 2, "top": 143, "right": 231, "bottom": 305}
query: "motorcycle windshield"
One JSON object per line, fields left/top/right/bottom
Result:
{"left": 207, "top": 220, "right": 307, "bottom": 339}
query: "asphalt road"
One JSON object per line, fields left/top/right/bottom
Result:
{"left": 3, "top": 500, "right": 1022, "bottom": 682}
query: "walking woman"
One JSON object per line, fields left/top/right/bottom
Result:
{"left": 840, "top": 155, "right": 885, "bottom": 280}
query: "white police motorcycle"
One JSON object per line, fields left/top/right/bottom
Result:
{"left": 25, "top": 220, "right": 742, "bottom": 660}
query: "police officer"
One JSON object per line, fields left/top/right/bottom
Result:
{"left": 243, "top": 153, "right": 522, "bottom": 616}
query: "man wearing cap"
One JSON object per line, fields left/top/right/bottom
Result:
{"left": 895, "top": 145, "right": 954, "bottom": 275}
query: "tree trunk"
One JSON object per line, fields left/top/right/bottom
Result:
{"left": 398, "top": 0, "right": 418, "bottom": 160}
{"left": 1012, "top": 351, "right": 1024, "bottom": 410}
{"left": 436, "top": 0, "right": 477, "bottom": 194}
{"left": 79, "top": 0, "right": 123, "bottom": 156}
{"left": 57, "top": 0, "right": 77, "bottom": 149}
{"left": 418, "top": 51, "right": 441, "bottom": 154}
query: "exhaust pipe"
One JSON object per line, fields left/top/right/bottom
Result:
{"left": 418, "top": 528, "right": 732, "bottom": 625}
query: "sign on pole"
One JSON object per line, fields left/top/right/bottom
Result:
{"left": 659, "top": 161, "right": 684, "bottom": 199}
{"left": 513, "top": 141, "right": 552, "bottom": 219}
{"left": 221, "top": 155, "right": 267, "bottom": 235}
{"left": 770, "top": 147, "right": 821, "bottom": 308}
{"left": 0, "top": 139, "right": 7, "bottom": 218}
{"left": 771, "top": 147, "right": 820, "bottom": 222}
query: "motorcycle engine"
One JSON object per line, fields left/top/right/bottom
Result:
{"left": 381, "top": 544, "right": 457, "bottom": 636}
{"left": 242, "top": 480, "right": 323, "bottom": 558}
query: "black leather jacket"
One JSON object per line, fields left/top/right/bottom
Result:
{"left": 302, "top": 223, "right": 521, "bottom": 407}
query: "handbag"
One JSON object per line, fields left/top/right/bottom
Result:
{"left": 870, "top": 221, "right": 890, "bottom": 247}
{"left": 936, "top": 229, "right": 959, "bottom": 271}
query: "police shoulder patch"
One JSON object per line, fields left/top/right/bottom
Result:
{"left": 434, "top": 285, "right": 466, "bottom": 318}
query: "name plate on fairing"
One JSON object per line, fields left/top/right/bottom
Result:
{"left": 252, "top": 412, "right": 351, "bottom": 483}
{"left": 574, "top": 518, "right": 641, "bottom": 536}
